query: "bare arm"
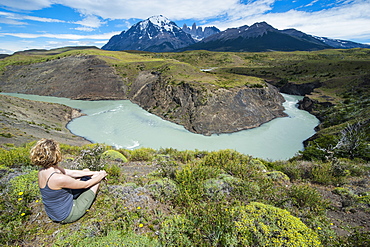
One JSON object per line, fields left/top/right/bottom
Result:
{"left": 64, "top": 168, "right": 97, "bottom": 178}
{"left": 53, "top": 171, "right": 107, "bottom": 190}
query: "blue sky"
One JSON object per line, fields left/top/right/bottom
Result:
{"left": 0, "top": 0, "right": 369, "bottom": 54}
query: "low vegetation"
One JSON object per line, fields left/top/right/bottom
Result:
{"left": 0, "top": 142, "right": 369, "bottom": 246}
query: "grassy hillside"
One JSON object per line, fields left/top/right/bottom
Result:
{"left": 0, "top": 143, "right": 369, "bottom": 246}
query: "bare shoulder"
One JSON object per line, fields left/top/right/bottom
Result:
{"left": 47, "top": 173, "right": 72, "bottom": 190}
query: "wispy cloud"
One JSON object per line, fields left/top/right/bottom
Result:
{"left": 0, "top": 11, "right": 65, "bottom": 24}
{"left": 206, "top": 0, "right": 370, "bottom": 41}
{"left": 0, "top": 31, "right": 120, "bottom": 39}
{"left": 73, "top": 15, "right": 107, "bottom": 32}
{"left": 0, "top": 0, "right": 52, "bottom": 11}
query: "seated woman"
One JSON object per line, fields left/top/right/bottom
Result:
{"left": 30, "top": 138, "right": 107, "bottom": 224}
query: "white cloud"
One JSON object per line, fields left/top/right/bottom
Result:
{"left": 0, "top": 0, "right": 52, "bottom": 11}
{"left": 206, "top": 0, "right": 370, "bottom": 42}
{"left": 0, "top": 31, "right": 120, "bottom": 39}
{"left": 2, "top": 0, "right": 265, "bottom": 21}
{"left": 0, "top": 17, "right": 26, "bottom": 25}
{"left": 73, "top": 15, "right": 106, "bottom": 31}
{"left": 55, "top": 0, "right": 240, "bottom": 20}
{"left": 0, "top": 11, "right": 65, "bottom": 24}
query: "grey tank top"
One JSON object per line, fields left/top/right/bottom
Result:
{"left": 40, "top": 172, "right": 73, "bottom": 222}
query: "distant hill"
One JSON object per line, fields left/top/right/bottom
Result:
{"left": 102, "top": 16, "right": 370, "bottom": 52}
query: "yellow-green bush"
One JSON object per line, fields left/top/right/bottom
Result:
{"left": 231, "top": 202, "right": 322, "bottom": 246}
{"left": 160, "top": 214, "right": 194, "bottom": 246}
{"left": 265, "top": 170, "right": 290, "bottom": 183}
{"left": 0, "top": 146, "right": 31, "bottom": 167}
{"left": 127, "top": 148, "right": 156, "bottom": 161}
{"left": 289, "top": 184, "right": 329, "bottom": 215}
{"left": 9, "top": 170, "right": 39, "bottom": 202}
{"left": 200, "top": 149, "right": 258, "bottom": 179}
{"left": 0, "top": 170, "right": 40, "bottom": 244}
{"left": 102, "top": 149, "right": 128, "bottom": 162}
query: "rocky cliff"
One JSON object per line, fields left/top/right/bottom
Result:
{"left": 0, "top": 54, "right": 286, "bottom": 135}
{"left": 129, "top": 71, "right": 286, "bottom": 135}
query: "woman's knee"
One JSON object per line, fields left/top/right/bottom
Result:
{"left": 90, "top": 182, "right": 100, "bottom": 194}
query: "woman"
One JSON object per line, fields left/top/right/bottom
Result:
{"left": 30, "top": 138, "right": 107, "bottom": 223}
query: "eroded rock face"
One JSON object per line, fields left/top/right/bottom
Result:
{"left": 129, "top": 71, "right": 287, "bottom": 135}
{"left": 280, "top": 81, "right": 322, "bottom": 96}
{"left": 0, "top": 55, "right": 127, "bottom": 100}
{"left": 1, "top": 55, "right": 286, "bottom": 136}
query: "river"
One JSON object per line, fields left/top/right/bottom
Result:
{"left": 2, "top": 93, "right": 319, "bottom": 160}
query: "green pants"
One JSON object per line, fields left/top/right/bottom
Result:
{"left": 61, "top": 189, "right": 96, "bottom": 224}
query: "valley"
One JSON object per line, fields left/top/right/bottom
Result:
{"left": 0, "top": 47, "right": 369, "bottom": 246}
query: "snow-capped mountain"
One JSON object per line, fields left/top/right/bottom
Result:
{"left": 102, "top": 15, "right": 195, "bottom": 52}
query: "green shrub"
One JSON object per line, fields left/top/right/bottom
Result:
{"left": 0, "top": 170, "right": 40, "bottom": 245}
{"left": 265, "top": 171, "right": 290, "bottom": 183}
{"left": 203, "top": 174, "right": 240, "bottom": 200}
{"left": 231, "top": 202, "right": 322, "bottom": 246}
{"left": 0, "top": 145, "right": 32, "bottom": 167}
{"left": 312, "top": 162, "right": 349, "bottom": 185}
{"left": 200, "top": 149, "right": 258, "bottom": 179}
{"left": 160, "top": 203, "right": 237, "bottom": 247}
{"left": 71, "top": 144, "right": 108, "bottom": 171}
{"left": 158, "top": 148, "right": 198, "bottom": 163}
{"left": 333, "top": 187, "right": 358, "bottom": 208}
{"left": 9, "top": 170, "right": 39, "bottom": 202}
{"left": 288, "top": 184, "right": 329, "bottom": 215}
{"left": 147, "top": 178, "right": 179, "bottom": 203}
{"left": 102, "top": 150, "right": 128, "bottom": 162}
{"left": 128, "top": 148, "right": 156, "bottom": 161}
{"left": 160, "top": 214, "right": 194, "bottom": 246}
{"left": 174, "top": 164, "right": 220, "bottom": 205}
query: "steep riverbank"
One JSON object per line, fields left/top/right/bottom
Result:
{"left": 0, "top": 94, "right": 91, "bottom": 147}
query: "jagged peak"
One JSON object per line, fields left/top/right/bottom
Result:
{"left": 148, "top": 15, "right": 171, "bottom": 26}
{"left": 137, "top": 15, "right": 179, "bottom": 32}
{"left": 249, "top": 21, "right": 276, "bottom": 30}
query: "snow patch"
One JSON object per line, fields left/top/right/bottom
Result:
{"left": 147, "top": 15, "right": 178, "bottom": 32}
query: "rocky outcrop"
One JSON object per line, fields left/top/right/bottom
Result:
{"left": 1, "top": 55, "right": 287, "bottom": 136}
{"left": 280, "top": 81, "right": 322, "bottom": 96}
{"left": 129, "top": 71, "right": 286, "bottom": 135}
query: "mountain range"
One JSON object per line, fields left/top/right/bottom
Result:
{"left": 102, "top": 15, "right": 370, "bottom": 52}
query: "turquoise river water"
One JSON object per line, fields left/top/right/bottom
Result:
{"left": 3, "top": 93, "right": 319, "bottom": 160}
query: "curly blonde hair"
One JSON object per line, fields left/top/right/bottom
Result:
{"left": 30, "top": 139, "right": 62, "bottom": 168}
